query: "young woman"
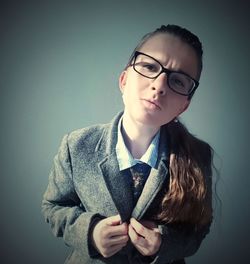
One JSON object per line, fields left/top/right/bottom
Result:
{"left": 42, "top": 25, "right": 213, "bottom": 264}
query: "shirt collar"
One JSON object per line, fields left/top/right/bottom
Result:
{"left": 115, "top": 116, "right": 160, "bottom": 171}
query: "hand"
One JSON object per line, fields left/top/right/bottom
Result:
{"left": 128, "top": 218, "right": 162, "bottom": 256}
{"left": 91, "top": 214, "right": 129, "bottom": 258}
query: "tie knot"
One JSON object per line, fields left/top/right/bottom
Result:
{"left": 129, "top": 162, "right": 151, "bottom": 205}
{"left": 131, "top": 162, "right": 151, "bottom": 174}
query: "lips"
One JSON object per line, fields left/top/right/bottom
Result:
{"left": 142, "top": 99, "right": 161, "bottom": 110}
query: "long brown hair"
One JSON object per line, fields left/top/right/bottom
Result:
{"left": 156, "top": 120, "right": 213, "bottom": 227}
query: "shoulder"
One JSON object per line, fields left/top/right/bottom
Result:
{"left": 55, "top": 124, "right": 108, "bottom": 158}
{"left": 167, "top": 121, "right": 212, "bottom": 168}
{"left": 57, "top": 112, "right": 123, "bottom": 157}
{"left": 190, "top": 133, "right": 211, "bottom": 157}
{"left": 66, "top": 123, "right": 109, "bottom": 154}
{"left": 188, "top": 132, "right": 213, "bottom": 178}
{"left": 68, "top": 123, "right": 108, "bottom": 144}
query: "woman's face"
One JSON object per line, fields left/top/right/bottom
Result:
{"left": 119, "top": 33, "right": 200, "bottom": 129}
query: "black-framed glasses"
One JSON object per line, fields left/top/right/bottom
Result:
{"left": 130, "top": 51, "right": 199, "bottom": 97}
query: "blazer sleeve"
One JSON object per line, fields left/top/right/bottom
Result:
{"left": 152, "top": 221, "right": 211, "bottom": 263}
{"left": 129, "top": 221, "right": 211, "bottom": 264}
{"left": 41, "top": 134, "right": 103, "bottom": 257}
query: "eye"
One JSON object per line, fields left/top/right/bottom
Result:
{"left": 171, "top": 77, "right": 184, "bottom": 87}
{"left": 142, "top": 63, "right": 158, "bottom": 71}
{"left": 137, "top": 62, "right": 159, "bottom": 72}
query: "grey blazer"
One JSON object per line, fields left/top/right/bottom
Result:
{"left": 42, "top": 112, "right": 211, "bottom": 264}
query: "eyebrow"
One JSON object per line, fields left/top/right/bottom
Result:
{"left": 138, "top": 51, "right": 194, "bottom": 78}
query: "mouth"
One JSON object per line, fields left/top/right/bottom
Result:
{"left": 142, "top": 99, "right": 161, "bottom": 110}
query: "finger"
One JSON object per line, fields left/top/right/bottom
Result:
{"left": 128, "top": 224, "right": 146, "bottom": 246}
{"left": 128, "top": 225, "right": 149, "bottom": 256}
{"left": 129, "top": 222, "right": 162, "bottom": 256}
{"left": 105, "top": 214, "right": 121, "bottom": 226}
{"left": 107, "top": 223, "right": 128, "bottom": 237}
{"left": 140, "top": 220, "right": 161, "bottom": 233}
{"left": 152, "top": 227, "right": 161, "bottom": 233}
{"left": 130, "top": 218, "right": 148, "bottom": 238}
{"left": 109, "top": 234, "right": 129, "bottom": 246}
{"left": 102, "top": 242, "right": 127, "bottom": 258}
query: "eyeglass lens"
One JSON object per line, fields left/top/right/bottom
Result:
{"left": 133, "top": 53, "right": 195, "bottom": 95}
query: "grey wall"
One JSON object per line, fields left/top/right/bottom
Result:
{"left": 1, "top": 0, "right": 249, "bottom": 263}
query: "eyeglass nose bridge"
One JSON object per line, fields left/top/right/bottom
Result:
{"left": 154, "top": 66, "right": 173, "bottom": 79}
{"left": 151, "top": 67, "right": 172, "bottom": 96}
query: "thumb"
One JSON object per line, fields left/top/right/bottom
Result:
{"left": 106, "top": 214, "right": 121, "bottom": 226}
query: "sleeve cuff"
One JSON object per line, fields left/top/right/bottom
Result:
{"left": 87, "top": 214, "right": 106, "bottom": 258}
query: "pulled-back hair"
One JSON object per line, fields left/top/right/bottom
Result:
{"left": 126, "top": 24, "right": 203, "bottom": 79}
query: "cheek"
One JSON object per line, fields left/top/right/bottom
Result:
{"left": 164, "top": 93, "right": 188, "bottom": 113}
{"left": 122, "top": 86, "right": 133, "bottom": 107}
{"left": 126, "top": 72, "right": 148, "bottom": 91}
{"left": 122, "top": 81, "right": 138, "bottom": 102}
{"left": 121, "top": 90, "right": 128, "bottom": 106}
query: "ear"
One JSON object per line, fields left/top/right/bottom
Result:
{"left": 119, "top": 70, "right": 127, "bottom": 93}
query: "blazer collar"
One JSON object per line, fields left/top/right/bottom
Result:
{"left": 95, "top": 111, "right": 123, "bottom": 155}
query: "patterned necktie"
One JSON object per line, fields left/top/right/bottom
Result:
{"left": 129, "top": 162, "right": 151, "bottom": 205}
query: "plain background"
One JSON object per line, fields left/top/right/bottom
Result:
{"left": 1, "top": 0, "right": 249, "bottom": 263}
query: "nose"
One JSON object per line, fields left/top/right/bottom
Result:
{"left": 151, "top": 72, "right": 168, "bottom": 96}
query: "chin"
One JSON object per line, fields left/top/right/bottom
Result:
{"left": 136, "top": 115, "right": 161, "bottom": 128}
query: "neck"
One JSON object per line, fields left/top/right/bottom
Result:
{"left": 122, "top": 112, "right": 160, "bottom": 159}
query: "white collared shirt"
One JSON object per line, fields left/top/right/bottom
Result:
{"left": 115, "top": 116, "right": 160, "bottom": 171}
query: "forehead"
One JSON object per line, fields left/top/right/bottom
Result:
{"left": 139, "top": 33, "right": 199, "bottom": 78}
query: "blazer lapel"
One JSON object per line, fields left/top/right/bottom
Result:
{"left": 131, "top": 159, "right": 168, "bottom": 220}
{"left": 131, "top": 125, "right": 169, "bottom": 220}
{"left": 99, "top": 152, "right": 134, "bottom": 223}
{"left": 96, "top": 112, "right": 133, "bottom": 223}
